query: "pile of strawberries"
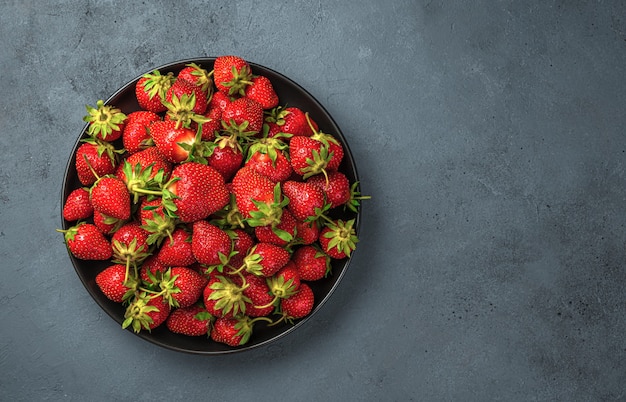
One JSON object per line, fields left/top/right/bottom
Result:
{"left": 59, "top": 56, "right": 367, "bottom": 347}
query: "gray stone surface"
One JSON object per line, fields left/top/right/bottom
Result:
{"left": 1, "top": 0, "right": 625, "bottom": 400}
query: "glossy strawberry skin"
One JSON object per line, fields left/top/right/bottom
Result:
{"left": 231, "top": 166, "right": 277, "bottom": 219}
{"left": 292, "top": 245, "right": 331, "bottom": 281}
{"left": 213, "top": 55, "right": 252, "bottom": 96}
{"left": 210, "top": 316, "right": 244, "bottom": 346}
{"left": 166, "top": 305, "right": 212, "bottom": 336}
{"left": 307, "top": 171, "right": 351, "bottom": 209}
{"left": 149, "top": 120, "right": 197, "bottom": 164}
{"left": 221, "top": 97, "right": 264, "bottom": 135}
{"left": 191, "top": 220, "right": 232, "bottom": 266}
{"left": 169, "top": 266, "right": 208, "bottom": 308}
{"left": 244, "top": 75, "right": 279, "bottom": 110}
{"left": 281, "top": 282, "right": 314, "bottom": 319}
{"left": 63, "top": 222, "right": 112, "bottom": 261}
{"left": 282, "top": 180, "right": 327, "bottom": 222}
{"left": 90, "top": 177, "right": 131, "bottom": 221}
{"left": 166, "top": 78, "right": 208, "bottom": 115}
{"left": 75, "top": 141, "right": 117, "bottom": 186}
{"left": 156, "top": 227, "right": 196, "bottom": 267}
{"left": 63, "top": 188, "right": 93, "bottom": 221}
{"left": 96, "top": 264, "right": 132, "bottom": 303}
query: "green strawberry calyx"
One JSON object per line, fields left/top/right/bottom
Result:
{"left": 83, "top": 99, "right": 127, "bottom": 140}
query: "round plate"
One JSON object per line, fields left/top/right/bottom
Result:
{"left": 61, "top": 57, "right": 361, "bottom": 354}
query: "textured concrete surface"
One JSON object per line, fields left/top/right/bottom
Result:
{"left": 1, "top": 1, "right": 626, "bottom": 400}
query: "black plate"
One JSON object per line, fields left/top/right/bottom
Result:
{"left": 61, "top": 57, "right": 362, "bottom": 354}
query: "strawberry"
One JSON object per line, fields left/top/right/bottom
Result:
{"left": 156, "top": 227, "right": 196, "bottom": 267}
{"left": 306, "top": 170, "right": 351, "bottom": 209}
{"left": 318, "top": 218, "right": 358, "bottom": 259}
{"left": 90, "top": 176, "right": 131, "bottom": 220}
{"left": 122, "top": 122, "right": 152, "bottom": 154}
{"left": 177, "top": 62, "right": 213, "bottom": 97}
{"left": 213, "top": 55, "right": 253, "bottom": 96}
{"left": 244, "top": 75, "right": 279, "bottom": 109}
{"left": 221, "top": 97, "right": 264, "bottom": 136}
{"left": 111, "top": 221, "right": 151, "bottom": 267}
{"left": 293, "top": 219, "right": 320, "bottom": 246}
{"left": 138, "top": 197, "right": 176, "bottom": 246}
{"left": 95, "top": 264, "right": 137, "bottom": 303}
{"left": 254, "top": 208, "right": 296, "bottom": 247}
{"left": 236, "top": 242, "right": 291, "bottom": 277}
{"left": 75, "top": 139, "right": 118, "bottom": 186}
{"left": 245, "top": 135, "right": 293, "bottom": 183}
{"left": 83, "top": 100, "right": 126, "bottom": 142}
{"left": 62, "top": 187, "right": 93, "bottom": 221}
{"left": 123, "top": 293, "right": 171, "bottom": 333}
{"left": 282, "top": 180, "right": 329, "bottom": 222}
{"left": 93, "top": 211, "right": 124, "bottom": 235}
{"left": 166, "top": 162, "right": 229, "bottom": 223}
{"left": 266, "top": 106, "right": 318, "bottom": 138}
{"left": 242, "top": 273, "right": 274, "bottom": 317}
{"left": 227, "top": 228, "right": 255, "bottom": 270}
{"left": 292, "top": 245, "right": 331, "bottom": 281}
{"left": 59, "top": 222, "right": 112, "bottom": 261}
{"left": 191, "top": 220, "right": 233, "bottom": 268}
{"left": 135, "top": 70, "right": 175, "bottom": 113}
{"left": 116, "top": 147, "right": 173, "bottom": 196}
{"left": 140, "top": 255, "right": 169, "bottom": 282}
{"left": 203, "top": 275, "right": 250, "bottom": 318}
{"left": 288, "top": 135, "right": 331, "bottom": 179}
{"left": 166, "top": 304, "right": 212, "bottom": 336}
{"left": 208, "top": 90, "right": 231, "bottom": 112}
{"left": 265, "top": 260, "right": 301, "bottom": 305}
{"left": 210, "top": 315, "right": 271, "bottom": 346}
{"left": 207, "top": 136, "right": 244, "bottom": 182}
{"left": 198, "top": 105, "right": 222, "bottom": 142}
{"left": 149, "top": 120, "right": 200, "bottom": 164}
{"left": 164, "top": 78, "right": 209, "bottom": 121}
{"left": 280, "top": 282, "right": 314, "bottom": 320}
{"left": 157, "top": 266, "right": 208, "bottom": 308}
{"left": 231, "top": 166, "right": 286, "bottom": 228}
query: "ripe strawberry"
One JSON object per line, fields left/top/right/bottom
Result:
{"left": 208, "top": 90, "right": 231, "bottom": 112}
{"left": 116, "top": 147, "right": 173, "bottom": 189}
{"left": 242, "top": 273, "right": 274, "bottom": 317}
{"left": 244, "top": 75, "right": 279, "bottom": 109}
{"left": 177, "top": 62, "right": 213, "bottom": 97}
{"left": 203, "top": 275, "right": 250, "bottom": 318}
{"left": 306, "top": 170, "right": 351, "bottom": 209}
{"left": 238, "top": 242, "right": 290, "bottom": 277}
{"left": 282, "top": 180, "right": 328, "bottom": 222}
{"left": 95, "top": 264, "right": 137, "bottom": 303}
{"left": 156, "top": 227, "right": 196, "bottom": 267}
{"left": 159, "top": 266, "right": 208, "bottom": 308}
{"left": 207, "top": 136, "right": 244, "bottom": 182}
{"left": 166, "top": 162, "right": 229, "bottom": 223}
{"left": 135, "top": 70, "right": 175, "bottom": 113}
{"left": 288, "top": 135, "right": 331, "bottom": 179}
{"left": 265, "top": 260, "right": 301, "bottom": 303}
{"left": 280, "top": 282, "right": 314, "bottom": 320}
{"left": 165, "top": 77, "right": 208, "bottom": 116}
{"left": 90, "top": 176, "right": 131, "bottom": 220}
{"left": 191, "top": 220, "right": 233, "bottom": 268}
{"left": 149, "top": 120, "right": 200, "bottom": 164}
{"left": 254, "top": 208, "right": 296, "bottom": 247}
{"left": 292, "top": 245, "right": 331, "bottom": 281}
{"left": 75, "top": 140, "right": 118, "bottom": 186}
{"left": 210, "top": 316, "right": 245, "bottom": 346}
{"left": 198, "top": 105, "right": 222, "bottom": 142}
{"left": 293, "top": 219, "right": 320, "bottom": 245}
{"left": 140, "top": 255, "right": 169, "bottom": 283}
{"left": 59, "top": 222, "right": 112, "bottom": 260}
{"left": 122, "top": 122, "right": 152, "bottom": 154}
{"left": 227, "top": 228, "right": 255, "bottom": 270}
{"left": 266, "top": 106, "right": 318, "bottom": 138}
{"left": 318, "top": 218, "right": 358, "bottom": 259}
{"left": 138, "top": 197, "right": 176, "bottom": 246}
{"left": 245, "top": 135, "right": 293, "bottom": 182}
{"left": 93, "top": 211, "right": 124, "bottom": 235}
{"left": 123, "top": 293, "right": 171, "bottom": 333}
{"left": 111, "top": 221, "right": 151, "bottom": 266}
{"left": 231, "top": 166, "right": 286, "bottom": 228}
{"left": 62, "top": 187, "right": 93, "bottom": 221}
{"left": 221, "top": 97, "right": 264, "bottom": 136}
{"left": 83, "top": 100, "right": 126, "bottom": 142}
{"left": 213, "top": 55, "right": 253, "bottom": 96}
{"left": 166, "top": 305, "right": 212, "bottom": 336}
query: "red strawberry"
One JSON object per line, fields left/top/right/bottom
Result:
{"left": 266, "top": 260, "right": 301, "bottom": 303}
{"left": 83, "top": 100, "right": 126, "bottom": 142}
{"left": 244, "top": 75, "right": 279, "bottom": 109}
{"left": 245, "top": 140, "right": 293, "bottom": 183}
{"left": 318, "top": 218, "right": 358, "bottom": 259}
{"left": 266, "top": 106, "right": 318, "bottom": 138}
{"left": 149, "top": 120, "right": 199, "bottom": 164}
{"left": 177, "top": 62, "right": 213, "bottom": 97}
{"left": 62, "top": 187, "right": 93, "bottom": 221}
{"left": 116, "top": 147, "right": 173, "bottom": 189}
{"left": 207, "top": 136, "right": 244, "bottom": 182}
{"left": 292, "top": 245, "right": 331, "bottom": 281}
{"left": 59, "top": 222, "right": 112, "bottom": 261}
{"left": 208, "top": 90, "right": 231, "bottom": 112}
{"left": 123, "top": 293, "right": 171, "bottom": 333}
{"left": 138, "top": 197, "right": 176, "bottom": 246}
{"left": 90, "top": 176, "right": 131, "bottom": 220}
{"left": 159, "top": 266, "right": 208, "bottom": 308}
{"left": 95, "top": 264, "right": 137, "bottom": 303}
{"left": 293, "top": 219, "right": 320, "bottom": 245}
{"left": 280, "top": 282, "right": 314, "bottom": 320}
{"left": 191, "top": 220, "right": 233, "bottom": 268}
{"left": 165, "top": 77, "right": 208, "bottom": 116}
{"left": 213, "top": 55, "right": 253, "bottom": 96}
{"left": 166, "top": 305, "right": 212, "bottom": 336}
{"left": 282, "top": 180, "right": 328, "bottom": 222}
{"left": 135, "top": 70, "right": 175, "bottom": 113}
{"left": 254, "top": 208, "right": 296, "bottom": 247}
{"left": 93, "top": 211, "right": 124, "bottom": 235}
{"left": 75, "top": 140, "right": 118, "bottom": 186}
{"left": 198, "top": 105, "right": 222, "bottom": 142}
{"left": 238, "top": 242, "right": 290, "bottom": 277}
{"left": 122, "top": 122, "right": 152, "bottom": 154}
{"left": 203, "top": 275, "right": 250, "bottom": 318}
{"left": 111, "top": 221, "right": 151, "bottom": 266}
{"left": 306, "top": 170, "right": 351, "bottom": 209}
{"left": 231, "top": 166, "right": 286, "bottom": 228}
{"left": 227, "top": 228, "right": 255, "bottom": 270}
{"left": 242, "top": 273, "right": 274, "bottom": 317}
{"left": 156, "top": 227, "right": 196, "bottom": 267}
{"left": 221, "top": 97, "right": 264, "bottom": 136}
{"left": 288, "top": 135, "right": 330, "bottom": 179}
{"left": 140, "top": 255, "right": 169, "bottom": 282}
{"left": 166, "top": 162, "right": 229, "bottom": 223}
{"left": 210, "top": 316, "right": 245, "bottom": 346}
